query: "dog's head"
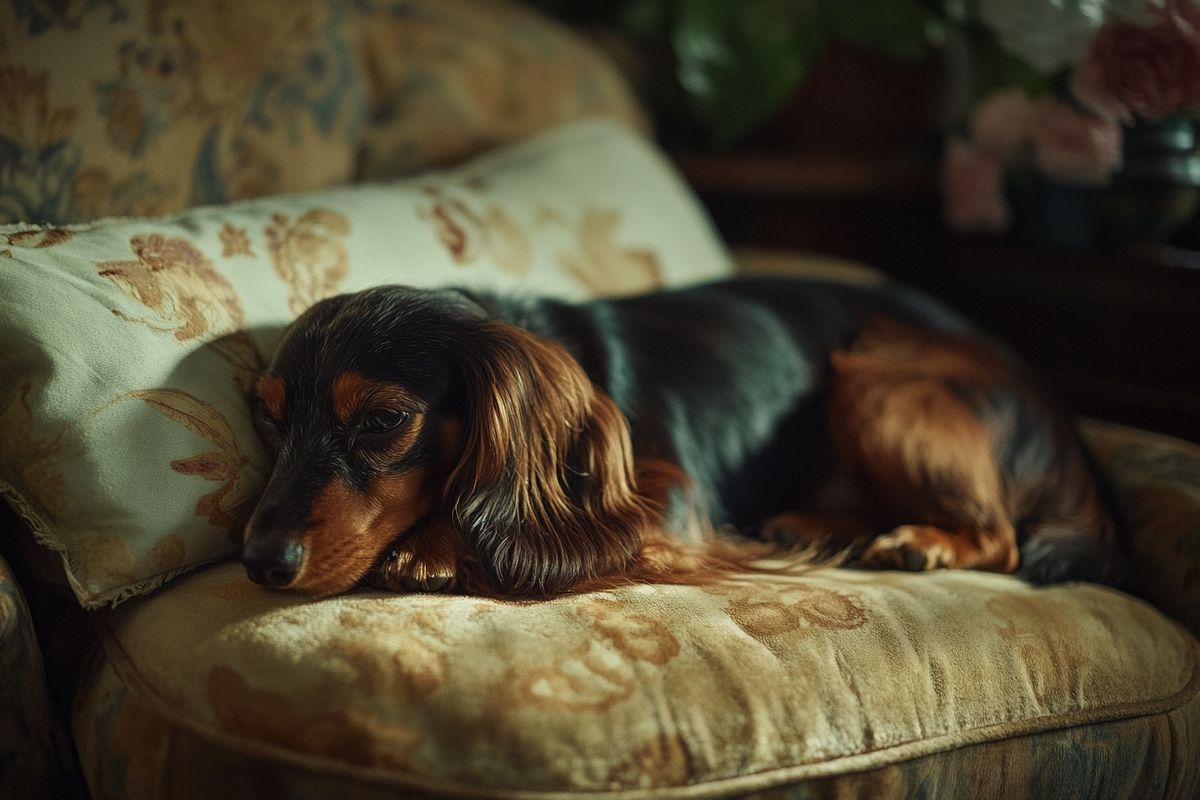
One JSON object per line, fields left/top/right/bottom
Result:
{"left": 242, "top": 286, "right": 656, "bottom": 597}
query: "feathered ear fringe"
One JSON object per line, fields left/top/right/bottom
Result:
{"left": 445, "top": 321, "right": 658, "bottom": 597}
{"left": 561, "top": 530, "right": 840, "bottom": 595}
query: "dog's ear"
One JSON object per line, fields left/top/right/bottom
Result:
{"left": 445, "top": 321, "right": 656, "bottom": 596}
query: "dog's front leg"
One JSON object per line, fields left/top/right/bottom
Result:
{"left": 367, "top": 517, "right": 462, "bottom": 593}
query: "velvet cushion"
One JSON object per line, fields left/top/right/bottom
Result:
{"left": 0, "top": 120, "right": 730, "bottom": 608}
{"left": 73, "top": 558, "right": 1198, "bottom": 798}
{"left": 0, "top": 0, "right": 645, "bottom": 225}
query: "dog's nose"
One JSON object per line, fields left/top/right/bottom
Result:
{"left": 243, "top": 538, "right": 305, "bottom": 588}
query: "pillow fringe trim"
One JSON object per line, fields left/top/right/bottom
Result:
{"left": 0, "top": 478, "right": 224, "bottom": 609}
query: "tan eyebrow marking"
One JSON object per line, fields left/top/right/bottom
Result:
{"left": 255, "top": 374, "right": 286, "bottom": 420}
{"left": 331, "top": 372, "right": 424, "bottom": 424}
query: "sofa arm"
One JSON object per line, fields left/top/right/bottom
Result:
{"left": 0, "top": 553, "right": 78, "bottom": 798}
{"left": 1083, "top": 421, "right": 1200, "bottom": 637}
{"left": 732, "top": 246, "right": 888, "bottom": 284}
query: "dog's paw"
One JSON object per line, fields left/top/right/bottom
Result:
{"left": 370, "top": 547, "right": 457, "bottom": 593}
{"left": 858, "top": 525, "right": 953, "bottom": 571}
{"left": 761, "top": 513, "right": 826, "bottom": 548}
{"left": 760, "top": 512, "right": 870, "bottom": 558}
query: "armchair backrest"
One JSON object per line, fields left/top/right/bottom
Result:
{"left": 0, "top": 0, "right": 647, "bottom": 225}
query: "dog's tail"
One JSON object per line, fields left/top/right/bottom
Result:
{"left": 1016, "top": 526, "right": 1131, "bottom": 589}
{"left": 1015, "top": 431, "right": 1136, "bottom": 591}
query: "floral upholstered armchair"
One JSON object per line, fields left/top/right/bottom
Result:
{"left": 1, "top": 2, "right": 1198, "bottom": 798}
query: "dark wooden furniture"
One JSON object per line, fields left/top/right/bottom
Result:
{"left": 674, "top": 151, "right": 1200, "bottom": 443}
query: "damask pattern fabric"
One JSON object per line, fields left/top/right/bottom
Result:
{"left": 0, "top": 120, "right": 732, "bottom": 608}
{"left": 0, "top": 0, "right": 647, "bottom": 225}
{"left": 72, "top": 561, "right": 1199, "bottom": 798}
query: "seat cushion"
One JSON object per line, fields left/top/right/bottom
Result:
{"left": 74, "top": 563, "right": 1199, "bottom": 798}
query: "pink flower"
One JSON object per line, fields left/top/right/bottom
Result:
{"left": 970, "top": 89, "right": 1038, "bottom": 162}
{"left": 1071, "top": 14, "right": 1200, "bottom": 122}
{"left": 1032, "top": 99, "right": 1124, "bottom": 186}
{"left": 941, "top": 140, "right": 1010, "bottom": 235}
{"left": 1168, "top": 0, "right": 1200, "bottom": 34}
{"left": 1071, "top": 57, "right": 1133, "bottom": 122}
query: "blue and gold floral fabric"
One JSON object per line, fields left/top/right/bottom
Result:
{"left": 0, "top": 0, "right": 646, "bottom": 225}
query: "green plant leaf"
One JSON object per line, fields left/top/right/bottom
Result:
{"left": 971, "top": 28, "right": 1054, "bottom": 101}
{"left": 672, "top": 0, "right": 828, "bottom": 146}
{"left": 620, "top": 0, "right": 671, "bottom": 38}
{"left": 824, "top": 0, "right": 938, "bottom": 60}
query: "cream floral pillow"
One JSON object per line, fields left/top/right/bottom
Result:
{"left": 0, "top": 120, "right": 733, "bottom": 608}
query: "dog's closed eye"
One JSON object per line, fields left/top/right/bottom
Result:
{"left": 253, "top": 399, "right": 282, "bottom": 448}
{"left": 353, "top": 408, "right": 416, "bottom": 456}
{"left": 359, "top": 408, "right": 410, "bottom": 435}
{"left": 252, "top": 374, "right": 286, "bottom": 449}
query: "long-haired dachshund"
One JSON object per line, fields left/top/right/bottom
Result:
{"left": 242, "top": 278, "right": 1126, "bottom": 598}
